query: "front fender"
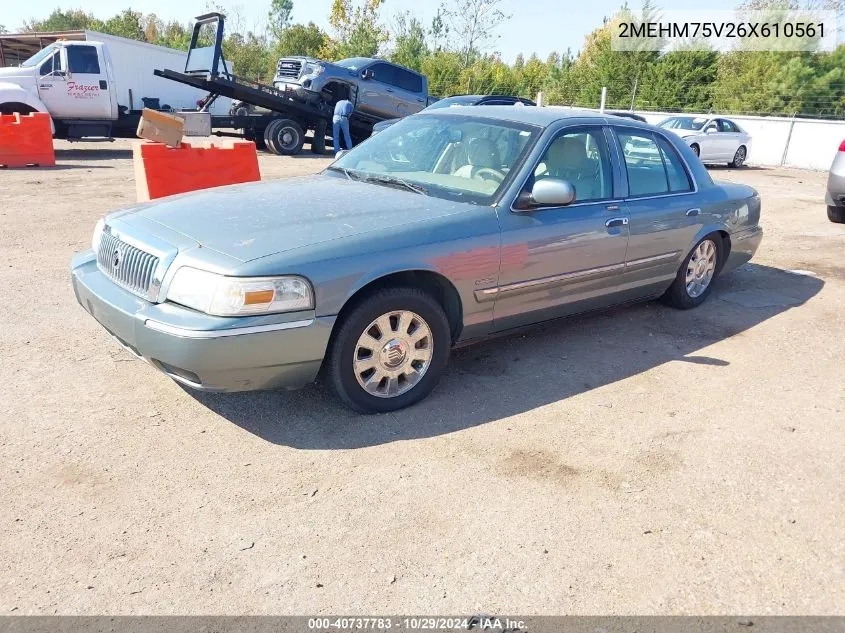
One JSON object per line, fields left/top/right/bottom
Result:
{"left": 0, "top": 83, "right": 54, "bottom": 133}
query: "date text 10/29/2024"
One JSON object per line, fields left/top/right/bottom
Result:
{"left": 308, "top": 618, "right": 527, "bottom": 631}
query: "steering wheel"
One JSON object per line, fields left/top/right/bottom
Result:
{"left": 474, "top": 167, "right": 505, "bottom": 184}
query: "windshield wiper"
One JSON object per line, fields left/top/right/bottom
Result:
{"left": 326, "top": 165, "right": 359, "bottom": 181}
{"left": 361, "top": 174, "right": 428, "bottom": 196}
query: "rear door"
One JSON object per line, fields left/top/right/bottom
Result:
{"left": 611, "top": 126, "right": 704, "bottom": 289}
{"left": 390, "top": 67, "right": 426, "bottom": 116}
{"left": 718, "top": 119, "right": 742, "bottom": 160}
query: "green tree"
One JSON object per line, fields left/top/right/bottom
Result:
{"left": 23, "top": 9, "right": 104, "bottom": 32}
{"left": 102, "top": 9, "right": 146, "bottom": 41}
{"left": 637, "top": 49, "right": 717, "bottom": 112}
{"left": 442, "top": 0, "right": 509, "bottom": 67}
{"left": 322, "top": 0, "right": 388, "bottom": 60}
{"left": 268, "top": 0, "right": 294, "bottom": 41}
{"left": 390, "top": 12, "right": 429, "bottom": 71}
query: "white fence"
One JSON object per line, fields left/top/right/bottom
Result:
{"left": 635, "top": 111, "right": 845, "bottom": 171}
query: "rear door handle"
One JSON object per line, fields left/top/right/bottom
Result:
{"left": 686, "top": 208, "right": 701, "bottom": 217}
{"left": 605, "top": 217, "right": 629, "bottom": 228}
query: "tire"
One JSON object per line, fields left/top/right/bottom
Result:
{"left": 729, "top": 145, "right": 747, "bottom": 168}
{"left": 326, "top": 287, "right": 451, "bottom": 413}
{"left": 272, "top": 118, "right": 305, "bottom": 155}
{"left": 828, "top": 205, "right": 845, "bottom": 224}
{"left": 311, "top": 119, "right": 327, "bottom": 155}
{"left": 662, "top": 235, "right": 722, "bottom": 309}
{"left": 263, "top": 119, "right": 283, "bottom": 155}
{"left": 690, "top": 143, "right": 700, "bottom": 157}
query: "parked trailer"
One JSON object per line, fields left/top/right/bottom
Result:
{"left": 154, "top": 13, "right": 375, "bottom": 155}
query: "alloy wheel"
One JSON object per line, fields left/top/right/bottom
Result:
{"left": 353, "top": 310, "right": 433, "bottom": 398}
{"left": 685, "top": 239, "right": 717, "bottom": 298}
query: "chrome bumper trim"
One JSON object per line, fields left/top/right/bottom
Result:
{"left": 143, "top": 318, "right": 315, "bottom": 339}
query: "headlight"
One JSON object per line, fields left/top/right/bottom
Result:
{"left": 303, "top": 62, "right": 324, "bottom": 76}
{"left": 166, "top": 267, "right": 313, "bottom": 316}
{"left": 91, "top": 217, "right": 105, "bottom": 252}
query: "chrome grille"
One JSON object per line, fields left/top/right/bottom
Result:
{"left": 276, "top": 59, "right": 302, "bottom": 79}
{"left": 96, "top": 231, "right": 159, "bottom": 298}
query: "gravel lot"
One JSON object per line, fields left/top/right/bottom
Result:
{"left": 1, "top": 140, "right": 843, "bottom": 615}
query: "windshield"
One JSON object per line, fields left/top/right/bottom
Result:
{"left": 659, "top": 116, "right": 708, "bottom": 131}
{"left": 21, "top": 44, "right": 58, "bottom": 68}
{"left": 329, "top": 114, "right": 541, "bottom": 205}
{"left": 335, "top": 57, "right": 371, "bottom": 70}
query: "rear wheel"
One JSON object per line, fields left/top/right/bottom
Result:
{"left": 272, "top": 118, "right": 305, "bottom": 155}
{"left": 311, "top": 119, "right": 327, "bottom": 155}
{"left": 263, "top": 119, "right": 283, "bottom": 154}
{"left": 828, "top": 205, "right": 845, "bottom": 224}
{"left": 729, "top": 145, "right": 747, "bottom": 168}
{"left": 326, "top": 287, "right": 451, "bottom": 413}
{"left": 662, "top": 235, "right": 722, "bottom": 309}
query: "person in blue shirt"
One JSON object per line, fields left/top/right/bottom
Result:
{"left": 332, "top": 99, "right": 354, "bottom": 154}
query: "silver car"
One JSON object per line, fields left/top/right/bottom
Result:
{"left": 826, "top": 139, "right": 845, "bottom": 223}
{"left": 71, "top": 108, "right": 763, "bottom": 413}
{"left": 659, "top": 116, "right": 752, "bottom": 168}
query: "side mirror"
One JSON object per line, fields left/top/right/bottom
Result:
{"left": 516, "top": 178, "right": 576, "bottom": 210}
{"left": 705, "top": 125, "right": 717, "bottom": 134}
{"left": 361, "top": 69, "right": 374, "bottom": 80}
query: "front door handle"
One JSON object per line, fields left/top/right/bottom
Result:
{"left": 605, "top": 217, "right": 629, "bottom": 228}
{"left": 99, "top": 80, "right": 108, "bottom": 90}
{"left": 686, "top": 208, "right": 701, "bottom": 217}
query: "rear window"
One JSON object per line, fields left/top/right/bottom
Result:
{"left": 394, "top": 67, "right": 422, "bottom": 93}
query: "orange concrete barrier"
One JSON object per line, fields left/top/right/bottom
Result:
{"left": 133, "top": 141, "right": 261, "bottom": 201}
{"left": 0, "top": 112, "right": 55, "bottom": 168}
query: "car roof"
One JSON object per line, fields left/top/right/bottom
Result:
{"left": 419, "top": 105, "right": 654, "bottom": 129}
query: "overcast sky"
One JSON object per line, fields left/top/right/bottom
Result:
{"left": 4, "top": 0, "right": 742, "bottom": 62}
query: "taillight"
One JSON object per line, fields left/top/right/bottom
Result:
{"left": 840, "top": 139, "right": 845, "bottom": 152}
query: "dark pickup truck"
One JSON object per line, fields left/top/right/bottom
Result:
{"left": 273, "top": 56, "right": 434, "bottom": 128}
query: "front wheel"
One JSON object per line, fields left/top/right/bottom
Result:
{"left": 690, "top": 143, "right": 700, "bottom": 157}
{"left": 827, "top": 205, "right": 845, "bottom": 224}
{"left": 325, "top": 288, "right": 451, "bottom": 413}
{"left": 662, "top": 235, "right": 722, "bottom": 309}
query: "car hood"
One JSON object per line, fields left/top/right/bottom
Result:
{"left": 123, "top": 174, "right": 468, "bottom": 262}
{"left": 0, "top": 66, "right": 34, "bottom": 80}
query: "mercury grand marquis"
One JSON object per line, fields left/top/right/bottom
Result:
{"left": 71, "top": 108, "right": 763, "bottom": 413}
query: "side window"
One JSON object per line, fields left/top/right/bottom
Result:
{"left": 535, "top": 128, "right": 612, "bottom": 202}
{"left": 369, "top": 63, "right": 395, "bottom": 86}
{"left": 39, "top": 51, "right": 61, "bottom": 76}
{"left": 722, "top": 120, "right": 738, "bottom": 133}
{"left": 655, "top": 135, "right": 693, "bottom": 192}
{"left": 393, "top": 67, "right": 422, "bottom": 93}
{"left": 67, "top": 46, "right": 100, "bottom": 74}
{"left": 617, "top": 130, "right": 670, "bottom": 196}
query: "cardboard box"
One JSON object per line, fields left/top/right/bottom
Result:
{"left": 136, "top": 108, "right": 184, "bottom": 147}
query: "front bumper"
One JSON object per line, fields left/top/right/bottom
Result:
{"left": 71, "top": 250, "right": 335, "bottom": 392}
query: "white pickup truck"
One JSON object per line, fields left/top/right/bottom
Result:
{"left": 0, "top": 34, "right": 230, "bottom": 140}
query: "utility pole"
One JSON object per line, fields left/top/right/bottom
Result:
{"left": 599, "top": 87, "right": 607, "bottom": 113}
{"left": 630, "top": 76, "right": 639, "bottom": 111}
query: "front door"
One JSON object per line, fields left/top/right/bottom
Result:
{"left": 358, "top": 62, "right": 397, "bottom": 119}
{"left": 38, "top": 44, "right": 112, "bottom": 119}
{"left": 611, "top": 127, "right": 704, "bottom": 288}
{"left": 491, "top": 125, "right": 630, "bottom": 330}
